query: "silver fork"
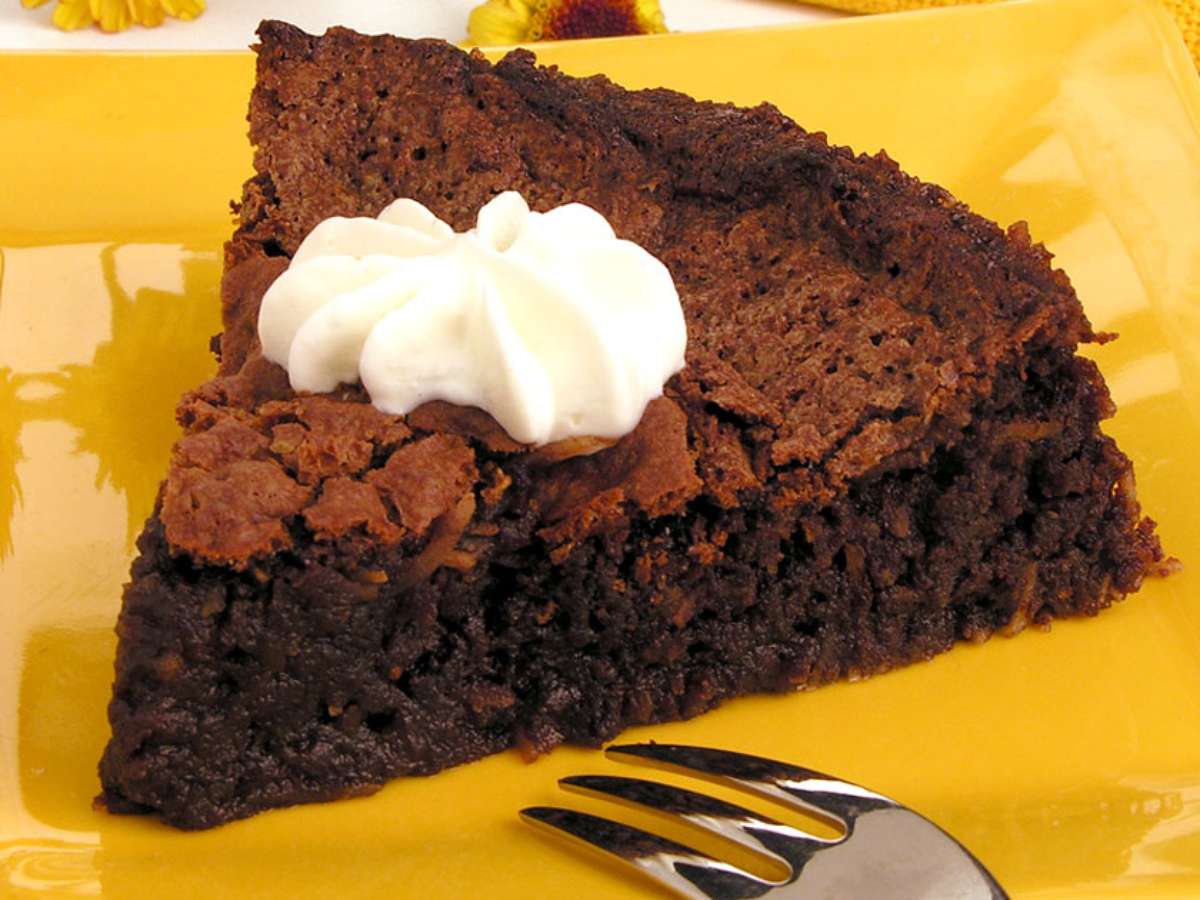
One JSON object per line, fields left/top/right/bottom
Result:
{"left": 521, "top": 743, "right": 1008, "bottom": 899}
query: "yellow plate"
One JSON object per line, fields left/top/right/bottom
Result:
{"left": 3, "top": 0, "right": 1200, "bottom": 895}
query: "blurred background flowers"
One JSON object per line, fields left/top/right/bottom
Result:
{"left": 21, "top": 0, "right": 204, "bottom": 32}
{"left": 9, "top": 0, "right": 1198, "bottom": 76}
{"left": 468, "top": 0, "right": 665, "bottom": 43}
{"left": 466, "top": 0, "right": 1196, "bottom": 67}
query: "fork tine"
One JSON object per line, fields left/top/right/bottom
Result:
{"left": 561, "top": 774, "right": 834, "bottom": 871}
{"left": 607, "top": 743, "right": 893, "bottom": 824}
{"left": 520, "top": 806, "right": 777, "bottom": 900}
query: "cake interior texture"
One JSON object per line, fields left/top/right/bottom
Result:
{"left": 97, "top": 21, "right": 1168, "bottom": 829}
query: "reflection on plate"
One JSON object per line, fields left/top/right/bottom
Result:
{"left": 2, "top": 0, "right": 1200, "bottom": 896}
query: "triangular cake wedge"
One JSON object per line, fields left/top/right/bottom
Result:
{"left": 98, "top": 21, "right": 1168, "bottom": 829}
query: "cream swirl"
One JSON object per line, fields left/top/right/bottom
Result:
{"left": 258, "top": 191, "right": 687, "bottom": 446}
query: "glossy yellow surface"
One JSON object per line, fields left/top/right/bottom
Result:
{"left": 2, "top": 0, "right": 1199, "bottom": 896}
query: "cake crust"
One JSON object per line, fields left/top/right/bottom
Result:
{"left": 98, "top": 21, "right": 1167, "bottom": 829}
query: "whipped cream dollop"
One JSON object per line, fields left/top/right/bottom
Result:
{"left": 258, "top": 192, "right": 687, "bottom": 446}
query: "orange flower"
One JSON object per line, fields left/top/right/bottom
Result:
{"left": 469, "top": 0, "right": 666, "bottom": 44}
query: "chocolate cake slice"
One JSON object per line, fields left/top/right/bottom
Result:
{"left": 98, "top": 21, "right": 1168, "bottom": 829}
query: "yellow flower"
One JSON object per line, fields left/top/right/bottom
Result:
{"left": 21, "top": 0, "right": 205, "bottom": 33}
{"left": 468, "top": 0, "right": 666, "bottom": 44}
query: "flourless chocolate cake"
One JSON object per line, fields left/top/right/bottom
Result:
{"left": 98, "top": 21, "right": 1169, "bottom": 829}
